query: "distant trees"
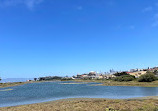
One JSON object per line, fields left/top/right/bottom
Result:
{"left": 113, "top": 72, "right": 135, "bottom": 82}
{"left": 61, "top": 78, "right": 73, "bottom": 81}
{"left": 39, "top": 76, "right": 63, "bottom": 81}
{"left": 34, "top": 78, "right": 37, "bottom": 81}
{"left": 114, "top": 72, "right": 129, "bottom": 77}
{"left": 52, "top": 76, "right": 63, "bottom": 80}
{"left": 112, "top": 71, "right": 158, "bottom": 82}
{"left": 138, "top": 72, "right": 157, "bottom": 82}
{"left": 0, "top": 77, "right": 1, "bottom": 81}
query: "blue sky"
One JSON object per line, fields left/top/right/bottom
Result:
{"left": 0, "top": 0, "right": 158, "bottom": 78}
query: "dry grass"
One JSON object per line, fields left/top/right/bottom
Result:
{"left": 74, "top": 80, "right": 158, "bottom": 87}
{"left": 0, "top": 82, "right": 27, "bottom": 88}
{"left": 0, "top": 98, "right": 158, "bottom": 111}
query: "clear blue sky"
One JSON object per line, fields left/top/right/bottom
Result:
{"left": 0, "top": 0, "right": 158, "bottom": 78}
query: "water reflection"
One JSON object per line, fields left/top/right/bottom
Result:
{"left": 137, "top": 87, "right": 158, "bottom": 96}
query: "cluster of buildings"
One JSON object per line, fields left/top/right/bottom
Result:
{"left": 126, "top": 67, "right": 158, "bottom": 78}
{"left": 72, "top": 67, "right": 158, "bottom": 80}
{"left": 36, "top": 66, "right": 158, "bottom": 81}
{"left": 72, "top": 71, "right": 116, "bottom": 80}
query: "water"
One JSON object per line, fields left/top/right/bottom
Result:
{"left": 0, "top": 78, "right": 33, "bottom": 83}
{"left": 0, "top": 81, "right": 158, "bottom": 107}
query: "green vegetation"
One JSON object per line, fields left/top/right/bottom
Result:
{"left": 112, "top": 72, "right": 136, "bottom": 82}
{"left": 114, "top": 72, "right": 129, "bottom": 76}
{"left": 153, "top": 70, "right": 158, "bottom": 75}
{"left": 138, "top": 72, "right": 157, "bottom": 82}
{"left": 61, "top": 78, "right": 73, "bottom": 81}
{"left": 39, "top": 76, "right": 62, "bottom": 81}
{"left": 34, "top": 78, "right": 37, "bottom": 81}
{"left": 113, "top": 75, "right": 135, "bottom": 82}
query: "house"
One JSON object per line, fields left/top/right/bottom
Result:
{"left": 147, "top": 67, "right": 158, "bottom": 72}
{"left": 104, "top": 74, "right": 116, "bottom": 79}
{"left": 76, "top": 74, "right": 82, "bottom": 78}
{"left": 81, "top": 74, "right": 88, "bottom": 79}
{"left": 88, "top": 71, "right": 96, "bottom": 76}
{"left": 96, "top": 75, "right": 104, "bottom": 79}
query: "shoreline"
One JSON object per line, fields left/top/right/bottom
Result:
{"left": 0, "top": 97, "right": 158, "bottom": 111}
{"left": 0, "top": 82, "right": 30, "bottom": 88}
{"left": 0, "top": 80, "right": 62, "bottom": 88}
{"left": 72, "top": 80, "right": 158, "bottom": 87}
{"left": 1, "top": 79, "right": 158, "bottom": 89}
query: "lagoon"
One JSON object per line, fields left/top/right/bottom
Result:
{"left": 0, "top": 81, "right": 158, "bottom": 107}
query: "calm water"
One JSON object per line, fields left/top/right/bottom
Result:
{"left": 0, "top": 81, "right": 158, "bottom": 107}
{"left": 0, "top": 78, "right": 33, "bottom": 83}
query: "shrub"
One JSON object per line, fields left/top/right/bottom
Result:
{"left": 138, "top": 72, "right": 157, "bottom": 82}
{"left": 61, "top": 78, "right": 73, "bottom": 81}
{"left": 113, "top": 75, "right": 135, "bottom": 82}
{"left": 114, "top": 72, "right": 128, "bottom": 77}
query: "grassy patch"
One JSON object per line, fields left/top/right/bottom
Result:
{"left": 0, "top": 98, "right": 158, "bottom": 111}
{"left": 73, "top": 79, "right": 158, "bottom": 87}
{"left": 0, "top": 82, "right": 29, "bottom": 88}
